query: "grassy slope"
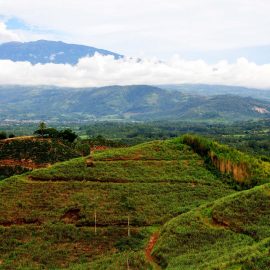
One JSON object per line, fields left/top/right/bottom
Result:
{"left": 182, "top": 134, "right": 270, "bottom": 187}
{"left": 153, "top": 183, "right": 270, "bottom": 269}
{"left": 0, "top": 139, "right": 235, "bottom": 269}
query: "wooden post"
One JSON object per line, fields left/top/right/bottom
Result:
{"left": 127, "top": 257, "right": 130, "bottom": 270}
{"left": 94, "top": 209, "right": 97, "bottom": 235}
{"left": 128, "top": 215, "right": 130, "bottom": 237}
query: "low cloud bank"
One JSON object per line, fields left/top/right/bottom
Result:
{"left": 0, "top": 54, "right": 270, "bottom": 89}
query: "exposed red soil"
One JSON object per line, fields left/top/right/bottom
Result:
{"left": 2, "top": 136, "right": 52, "bottom": 143}
{"left": 0, "top": 159, "right": 49, "bottom": 169}
{"left": 145, "top": 232, "right": 159, "bottom": 263}
{"left": 2, "top": 136, "right": 35, "bottom": 142}
{"left": 210, "top": 152, "right": 249, "bottom": 182}
{"left": 61, "top": 208, "right": 81, "bottom": 223}
{"left": 211, "top": 216, "right": 230, "bottom": 228}
{"left": 0, "top": 218, "right": 41, "bottom": 227}
{"left": 91, "top": 146, "right": 109, "bottom": 152}
{"left": 28, "top": 176, "right": 130, "bottom": 183}
{"left": 99, "top": 157, "right": 174, "bottom": 162}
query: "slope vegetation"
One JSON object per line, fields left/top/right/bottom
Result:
{"left": 0, "top": 138, "right": 235, "bottom": 269}
{"left": 153, "top": 183, "right": 270, "bottom": 269}
{"left": 182, "top": 134, "right": 270, "bottom": 187}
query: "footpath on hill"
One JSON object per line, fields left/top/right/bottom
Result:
{"left": 145, "top": 232, "right": 162, "bottom": 270}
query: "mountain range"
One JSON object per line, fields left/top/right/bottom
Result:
{"left": 0, "top": 40, "right": 269, "bottom": 123}
{"left": 0, "top": 85, "right": 269, "bottom": 122}
{"left": 160, "top": 84, "right": 270, "bottom": 100}
{"left": 0, "top": 40, "right": 122, "bottom": 65}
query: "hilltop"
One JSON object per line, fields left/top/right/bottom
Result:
{"left": 0, "top": 136, "right": 269, "bottom": 269}
{"left": 0, "top": 136, "right": 80, "bottom": 180}
{"left": 0, "top": 40, "right": 123, "bottom": 65}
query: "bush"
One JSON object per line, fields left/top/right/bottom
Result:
{"left": 0, "top": 131, "right": 7, "bottom": 140}
{"left": 75, "top": 142, "right": 91, "bottom": 156}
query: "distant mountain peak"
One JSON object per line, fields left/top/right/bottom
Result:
{"left": 0, "top": 40, "right": 123, "bottom": 65}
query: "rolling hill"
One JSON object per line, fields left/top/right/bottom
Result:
{"left": 160, "top": 84, "right": 270, "bottom": 101}
{"left": 0, "top": 85, "right": 269, "bottom": 122}
{"left": 153, "top": 183, "right": 270, "bottom": 269}
{"left": 0, "top": 40, "right": 123, "bottom": 65}
{"left": 0, "top": 136, "right": 269, "bottom": 269}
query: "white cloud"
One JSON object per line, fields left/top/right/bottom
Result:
{"left": 0, "top": 0, "right": 270, "bottom": 58}
{"left": 0, "top": 54, "right": 270, "bottom": 89}
{"left": 0, "top": 22, "right": 20, "bottom": 43}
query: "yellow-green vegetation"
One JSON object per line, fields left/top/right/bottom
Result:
{"left": 153, "top": 183, "right": 270, "bottom": 270}
{"left": 0, "top": 138, "right": 236, "bottom": 269}
{"left": 0, "top": 137, "right": 269, "bottom": 269}
{"left": 182, "top": 134, "right": 270, "bottom": 187}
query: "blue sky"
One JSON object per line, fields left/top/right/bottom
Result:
{"left": 0, "top": 0, "right": 270, "bottom": 88}
{"left": 0, "top": 0, "right": 270, "bottom": 63}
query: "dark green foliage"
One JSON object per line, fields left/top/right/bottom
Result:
{"left": 0, "top": 166, "right": 29, "bottom": 180}
{"left": 34, "top": 127, "right": 59, "bottom": 138}
{"left": 58, "top": 129, "right": 78, "bottom": 143}
{"left": 34, "top": 127, "right": 78, "bottom": 143}
{"left": 74, "top": 142, "right": 90, "bottom": 156}
{"left": 0, "top": 139, "right": 80, "bottom": 164}
{"left": 0, "top": 138, "right": 81, "bottom": 179}
{"left": 0, "top": 131, "right": 7, "bottom": 140}
{"left": 87, "top": 135, "right": 124, "bottom": 147}
{"left": 2, "top": 119, "right": 270, "bottom": 159}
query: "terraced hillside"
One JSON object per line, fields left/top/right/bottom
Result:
{"left": 0, "top": 137, "right": 269, "bottom": 269}
{"left": 0, "top": 139, "right": 236, "bottom": 269}
{"left": 153, "top": 183, "right": 270, "bottom": 269}
{"left": 0, "top": 137, "right": 80, "bottom": 180}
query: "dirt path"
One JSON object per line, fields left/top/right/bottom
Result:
{"left": 145, "top": 232, "right": 162, "bottom": 270}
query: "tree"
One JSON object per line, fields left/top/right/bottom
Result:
{"left": 0, "top": 131, "right": 7, "bottom": 140}
{"left": 38, "top": 122, "right": 47, "bottom": 138}
{"left": 75, "top": 141, "right": 91, "bottom": 156}
{"left": 58, "top": 129, "right": 78, "bottom": 143}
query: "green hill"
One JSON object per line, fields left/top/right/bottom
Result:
{"left": 153, "top": 183, "right": 270, "bottom": 269}
{"left": 0, "top": 137, "right": 269, "bottom": 269}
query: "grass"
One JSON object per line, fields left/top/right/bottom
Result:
{"left": 0, "top": 136, "right": 269, "bottom": 269}
{"left": 0, "top": 138, "right": 236, "bottom": 269}
{"left": 153, "top": 183, "right": 270, "bottom": 270}
{"left": 182, "top": 134, "right": 270, "bottom": 186}
{"left": 29, "top": 140, "right": 218, "bottom": 183}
